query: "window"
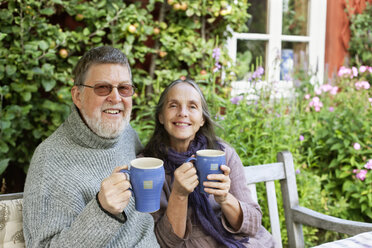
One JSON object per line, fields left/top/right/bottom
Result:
{"left": 227, "top": 0, "right": 327, "bottom": 96}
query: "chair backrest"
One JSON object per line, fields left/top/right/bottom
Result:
{"left": 243, "top": 151, "right": 301, "bottom": 248}
{"left": 0, "top": 192, "right": 25, "bottom": 247}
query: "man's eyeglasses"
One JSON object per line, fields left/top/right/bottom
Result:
{"left": 79, "top": 83, "right": 136, "bottom": 97}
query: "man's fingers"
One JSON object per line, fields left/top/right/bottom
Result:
{"left": 113, "top": 165, "right": 129, "bottom": 173}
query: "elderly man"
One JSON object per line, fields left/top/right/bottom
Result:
{"left": 23, "top": 46, "right": 159, "bottom": 248}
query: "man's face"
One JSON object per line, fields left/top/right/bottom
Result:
{"left": 71, "top": 63, "right": 132, "bottom": 138}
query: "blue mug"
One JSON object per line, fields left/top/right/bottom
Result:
{"left": 121, "top": 157, "right": 165, "bottom": 213}
{"left": 186, "top": 149, "right": 225, "bottom": 194}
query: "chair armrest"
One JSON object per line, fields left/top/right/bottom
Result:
{"left": 292, "top": 206, "right": 372, "bottom": 236}
{"left": 0, "top": 192, "right": 23, "bottom": 200}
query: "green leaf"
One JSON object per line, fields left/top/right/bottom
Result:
{"left": 39, "top": 40, "right": 49, "bottom": 51}
{"left": 40, "top": 8, "right": 55, "bottom": 16}
{"left": 0, "top": 159, "right": 10, "bottom": 175}
{"left": 92, "top": 37, "right": 101, "bottom": 43}
{"left": 0, "top": 141, "right": 9, "bottom": 153}
{"left": 21, "top": 91, "right": 32, "bottom": 102}
{"left": 96, "top": 30, "right": 106, "bottom": 36}
{"left": 0, "top": 32, "right": 7, "bottom": 41}
{"left": 41, "top": 78, "right": 56, "bottom": 92}
{"left": 339, "top": 170, "right": 351, "bottom": 179}
{"left": 6, "top": 65, "right": 17, "bottom": 76}
{"left": 186, "top": 9, "right": 194, "bottom": 17}
{"left": 126, "top": 35, "right": 135, "bottom": 44}
{"left": 83, "top": 28, "right": 90, "bottom": 36}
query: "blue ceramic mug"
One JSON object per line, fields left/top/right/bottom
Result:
{"left": 186, "top": 149, "right": 225, "bottom": 194}
{"left": 121, "top": 157, "right": 165, "bottom": 213}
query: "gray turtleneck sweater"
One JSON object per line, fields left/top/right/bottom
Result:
{"left": 23, "top": 105, "right": 160, "bottom": 248}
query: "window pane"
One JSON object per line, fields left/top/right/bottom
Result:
{"left": 282, "top": 0, "right": 308, "bottom": 35}
{"left": 246, "top": 0, "right": 267, "bottom": 33}
{"left": 236, "top": 39, "right": 267, "bottom": 81}
{"left": 281, "top": 42, "right": 308, "bottom": 81}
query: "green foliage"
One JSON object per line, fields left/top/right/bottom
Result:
{"left": 0, "top": 0, "right": 250, "bottom": 177}
{"left": 213, "top": 63, "right": 371, "bottom": 246}
{"left": 298, "top": 66, "right": 372, "bottom": 222}
{"left": 347, "top": 2, "right": 372, "bottom": 66}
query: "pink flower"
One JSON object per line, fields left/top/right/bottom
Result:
{"left": 364, "top": 160, "right": 372, "bottom": 170}
{"left": 329, "top": 106, "right": 334, "bottom": 112}
{"left": 352, "top": 66, "right": 358, "bottom": 77}
{"left": 299, "top": 135, "right": 304, "bottom": 141}
{"left": 356, "top": 169, "right": 367, "bottom": 181}
{"left": 359, "top": 66, "right": 367, "bottom": 73}
{"left": 320, "top": 84, "right": 333, "bottom": 93}
{"left": 305, "top": 94, "right": 311, "bottom": 100}
{"left": 330, "top": 86, "right": 338, "bottom": 95}
{"left": 317, "top": 84, "right": 338, "bottom": 95}
{"left": 309, "top": 97, "right": 323, "bottom": 111}
{"left": 338, "top": 66, "right": 352, "bottom": 77}
{"left": 355, "top": 81, "right": 370, "bottom": 90}
{"left": 353, "top": 143, "right": 361, "bottom": 150}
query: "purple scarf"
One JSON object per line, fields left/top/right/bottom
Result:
{"left": 163, "top": 134, "right": 248, "bottom": 248}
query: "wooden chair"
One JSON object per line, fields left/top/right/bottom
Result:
{"left": 244, "top": 151, "right": 372, "bottom": 248}
{"left": 0, "top": 192, "right": 25, "bottom": 247}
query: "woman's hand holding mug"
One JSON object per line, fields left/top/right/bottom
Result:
{"left": 173, "top": 162, "right": 199, "bottom": 198}
{"left": 203, "top": 165, "right": 231, "bottom": 204}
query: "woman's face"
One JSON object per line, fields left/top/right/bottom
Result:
{"left": 159, "top": 83, "right": 205, "bottom": 152}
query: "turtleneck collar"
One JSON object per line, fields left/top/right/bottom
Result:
{"left": 65, "top": 104, "right": 121, "bottom": 149}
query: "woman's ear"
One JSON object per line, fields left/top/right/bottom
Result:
{"left": 159, "top": 114, "right": 164, "bottom": 125}
{"left": 71, "top": 86, "right": 82, "bottom": 110}
{"left": 200, "top": 117, "right": 205, "bottom": 127}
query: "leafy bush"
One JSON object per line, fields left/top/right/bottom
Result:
{"left": 0, "top": 0, "right": 250, "bottom": 192}
{"left": 213, "top": 64, "right": 371, "bottom": 246}
{"left": 298, "top": 65, "right": 372, "bottom": 222}
{"left": 347, "top": 2, "right": 372, "bottom": 66}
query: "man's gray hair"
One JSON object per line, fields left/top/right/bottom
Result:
{"left": 73, "top": 46, "right": 132, "bottom": 86}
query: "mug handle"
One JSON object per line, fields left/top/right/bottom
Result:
{"left": 185, "top": 157, "right": 196, "bottom": 163}
{"left": 119, "top": 169, "right": 134, "bottom": 195}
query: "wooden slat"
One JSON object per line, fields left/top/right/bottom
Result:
{"left": 292, "top": 206, "right": 372, "bottom": 236}
{"left": 244, "top": 162, "right": 285, "bottom": 184}
{"left": 0, "top": 192, "right": 23, "bottom": 200}
{"left": 277, "top": 151, "right": 304, "bottom": 248}
{"left": 266, "top": 181, "right": 282, "bottom": 248}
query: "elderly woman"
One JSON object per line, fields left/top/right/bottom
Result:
{"left": 143, "top": 79, "right": 275, "bottom": 248}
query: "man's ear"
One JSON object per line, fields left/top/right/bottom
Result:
{"left": 71, "top": 86, "right": 82, "bottom": 110}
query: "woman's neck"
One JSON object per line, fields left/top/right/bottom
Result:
{"left": 170, "top": 141, "right": 191, "bottom": 153}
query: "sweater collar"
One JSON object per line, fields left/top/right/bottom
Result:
{"left": 65, "top": 105, "right": 121, "bottom": 149}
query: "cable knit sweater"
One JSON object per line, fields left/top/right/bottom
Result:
{"left": 23, "top": 105, "right": 160, "bottom": 248}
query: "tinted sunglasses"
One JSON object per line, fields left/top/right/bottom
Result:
{"left": 79, "top": 83, "right": 136, "bottom": 97}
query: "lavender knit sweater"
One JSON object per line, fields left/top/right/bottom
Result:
{"left": 23, "top": 105, "right": 159, "bottom": 248}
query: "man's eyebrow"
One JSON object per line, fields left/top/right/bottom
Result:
{"left": 92, "top": 80, "right": 133, "bottom": 84}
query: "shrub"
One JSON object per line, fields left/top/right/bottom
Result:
{"left": 0, "top": 0, "right": 250, "bottom": 192}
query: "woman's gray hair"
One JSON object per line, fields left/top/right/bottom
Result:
{"left": 73, "top": 46, "right": 131, "bottom": 86}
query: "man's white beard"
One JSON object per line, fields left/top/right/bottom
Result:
{"left": 81, "top": 104, "right": 130, "bottom": 139}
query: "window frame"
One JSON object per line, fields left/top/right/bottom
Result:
{"left": 226, "top": 0, "right": 327, "bottom": 85}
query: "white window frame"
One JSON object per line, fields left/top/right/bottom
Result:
{"left": 227, "top": 0, "right": 327, "bottom": 87}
